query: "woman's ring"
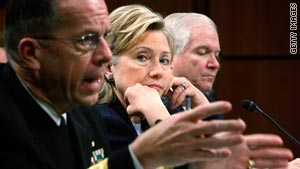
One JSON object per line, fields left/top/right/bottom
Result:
{"left": 179, "top": 82, "right": 187, "bottom": 91}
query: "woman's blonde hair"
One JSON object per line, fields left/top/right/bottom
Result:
{"left": 98, "top": 4, "right": 174, "bottom": 104}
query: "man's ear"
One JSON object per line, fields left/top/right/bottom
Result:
{"left": 18, "top": 38, "right": 42, "bottom": 70}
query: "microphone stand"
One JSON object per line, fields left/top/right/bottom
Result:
{"left": 242, "top": 99, "right": 300, "bottom": 147}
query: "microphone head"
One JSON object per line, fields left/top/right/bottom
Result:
{"left": 242, "top": 99, "right": 257, "bottom": 112}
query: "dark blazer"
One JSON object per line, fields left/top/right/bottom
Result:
{"left": 98, "top": 98, "right": 189, "bottom": 169}
{"left": 0, "top": 63, "right": 134, "bottom": 169}
{"left": 96, "top": 99, "right": 141, "bottom": 155}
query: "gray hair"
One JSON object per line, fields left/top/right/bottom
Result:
{"left": 4, "top": 0, "right": 63, "bottom": 62}
{"left": 164, "top": 13, "right": 217, "bottom": 55}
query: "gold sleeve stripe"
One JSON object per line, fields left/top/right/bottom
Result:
{"left": 88, "top": 158, "right": 173, "bottom": 169}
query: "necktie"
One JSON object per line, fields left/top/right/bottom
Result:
{"left": 59, "top": 116, "right": 78, "bottom": 169}
{"left": 60, "top": 116, "right": 69, "bottom": 137}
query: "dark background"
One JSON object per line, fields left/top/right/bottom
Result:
{"left": 1, "top": 0, "right": 299, "bottom": 156}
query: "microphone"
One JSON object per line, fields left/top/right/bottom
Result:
{"left": 242, "top": 99, "right": 300, "bottom": 147}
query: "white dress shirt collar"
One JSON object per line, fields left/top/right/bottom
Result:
{"left": 16, "top": 74, "right": 66, "bottom": 126}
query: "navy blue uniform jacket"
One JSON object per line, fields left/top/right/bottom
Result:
{"left": 0, "top": 63, "right": 135, "bottom": 169}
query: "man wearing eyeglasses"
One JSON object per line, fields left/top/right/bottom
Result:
{"left": 1, "top": 0, "right": 115, "bottom": 168}
{"left": 0, "top": 0, "right": 255, "bottom": 169}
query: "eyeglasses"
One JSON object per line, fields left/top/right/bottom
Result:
{"left": 31, "top": 32, "right": 116, "bottom": 52}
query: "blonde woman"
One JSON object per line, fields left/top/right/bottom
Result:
{"left": 97, "top": 4, "right": 210, "bottom": 155}
{"left": 94, "top": 4, "right": 247, "bottom": 169}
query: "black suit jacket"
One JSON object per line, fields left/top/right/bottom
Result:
{"left": 97, "top": 99, "right": 140, "bottom": 155}
{"left": 98, "top": 97, "right": 188, "bottom": 169}
{"left": 0, "top": 63, "right": 135, "bottom": 169}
